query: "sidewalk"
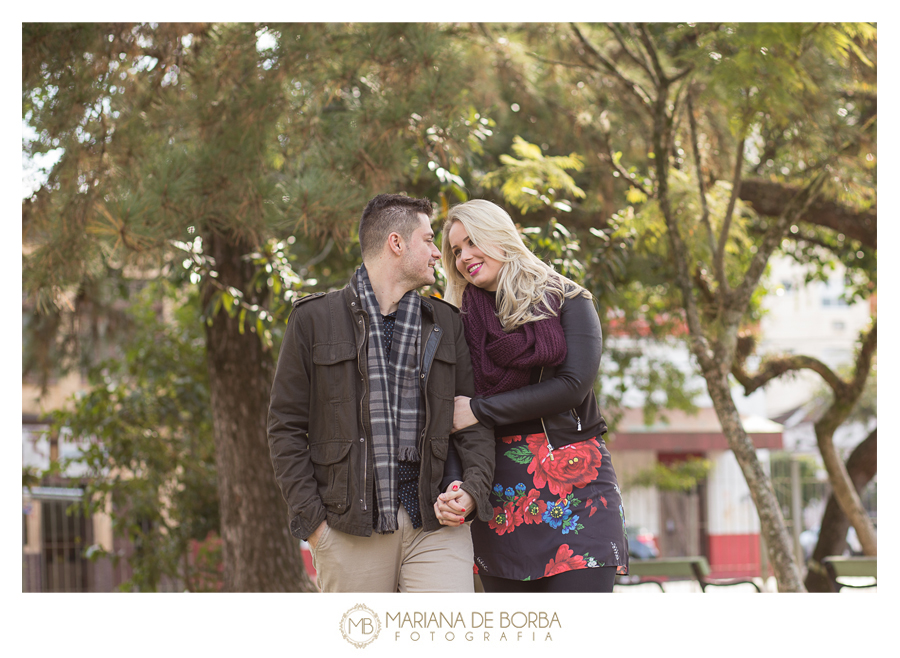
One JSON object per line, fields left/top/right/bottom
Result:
{"left": 614, "top": 576, "right": 877, "bottom": 593}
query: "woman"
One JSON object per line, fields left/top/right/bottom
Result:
{"left": 434, "top": 199, "right": 628, "bottom": 593}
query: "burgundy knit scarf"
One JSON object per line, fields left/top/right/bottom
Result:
{"left": 461, "top": 284, "right": 567, "bottom": 396}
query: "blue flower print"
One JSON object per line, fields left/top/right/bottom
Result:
{"left": 505, "top": 487, "right": 516, "bottom": 498}
{"left": 493, "top": 483, "right": 504, "bottom": 495}
{"left": 515, "top": 483, "right": 527, "bottom": 495}
{"left": 561, "top": 514, "right": 580, "bottom": 535}
{"left": 542, "top": 499, "right": 573, "bottom": 529}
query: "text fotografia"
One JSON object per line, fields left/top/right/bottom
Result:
{"left": 387, "top": 611, "right": 561, "bottom": 642}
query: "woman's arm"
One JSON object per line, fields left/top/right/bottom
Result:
{"left": 468, "top": 293, "right": 602, "bottom": 428}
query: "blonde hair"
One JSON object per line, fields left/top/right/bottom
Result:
{"left": 441, "top": 199, "right": 589, "bottom": 332}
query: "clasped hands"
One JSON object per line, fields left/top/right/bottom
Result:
{"left": 435, "top": 395, "right": 479, "bottom": 526}
{"left": 433, "top": 480, "right": 475, "bottom": 526}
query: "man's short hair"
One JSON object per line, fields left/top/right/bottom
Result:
{"left": 359, "top": 193, "right": 434, "bottom": 261}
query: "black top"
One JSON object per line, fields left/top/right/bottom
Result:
{"left": 469, "top": 292, "right": 608, "bottom": 448}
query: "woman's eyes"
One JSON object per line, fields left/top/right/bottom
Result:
{"left": 453, "top": 240, "right": 475, "bottom": 258}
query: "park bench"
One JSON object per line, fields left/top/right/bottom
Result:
{"left": 821, "top": 555, "right": 877, "bottom": 592}
{"left": 616, "top": 556, "right": 762, "bottom": 592}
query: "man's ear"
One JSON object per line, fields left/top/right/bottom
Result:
{"left": 387, "top": 232, "right": 404, "bottom": 256}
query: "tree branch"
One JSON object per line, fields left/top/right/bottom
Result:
{"left": 605, "top": 22, "right": 657, "bottom": 83}
{"left": 715, "top": 135, "right": 745, "bottom": 294}
{"left": 739, "top": 179, "right": 876, "bottom": 250}
{"left": 637, "top": 23, "right": 667, "bottom": 85}
{"left": 728, "top": 170, "right": 828, "bottom": 320}
{"left": 849, "top": 321, "right": 877, "bottom": 394}
{"left": 570, "top": 22, "right": 653, "bottom": 107}
{"left": 733, "top": 352, "right": 847, "bottom": 396}
{"left": 525, "top": 50, "right": 597, "bottom": 71}
{"left": 687, "top": 88, "right": 716, "bottom": 261}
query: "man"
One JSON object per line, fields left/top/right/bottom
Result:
{"left": 267, "top": 193, "right": 495, "bottom": 592}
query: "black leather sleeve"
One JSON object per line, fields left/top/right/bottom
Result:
{"left": 440, "top": 439, "right": 464, "bottom": 491}
{"left": 469, "top": 293, "right": 602, "bottom": 428}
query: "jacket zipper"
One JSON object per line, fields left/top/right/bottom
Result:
{"left": 572, "top": 409, "right": 582, "bottom": 431}
{"left": 538, "top": 368, "right": 554, "bottom": 462}
{"left": 537, "top": 368, "right": 583, "bottom": 463}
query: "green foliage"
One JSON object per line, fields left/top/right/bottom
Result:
{"left": 627, "top": 458, "right": 712, "bottom": 492}
{"left": 481, "top": 136, "right": 585, "bottom": 215}
{"left": 601, "top": 347, "right": 702, "bottom": 430}
{"left": 520, "top": 218, "right": 585, "bottom": 285}
{"left": 48, "top": 282, "right": 219, "bottom": 592}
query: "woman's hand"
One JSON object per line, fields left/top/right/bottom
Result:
{"left": 453, "top": 396, "right": 478, "bottom": 432}
{"left": 434, "top": 480, "right": 475, "bottom": 526}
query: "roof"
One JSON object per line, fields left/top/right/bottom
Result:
{"left": 607, "top": 406, "right": 783, "bottom": 452}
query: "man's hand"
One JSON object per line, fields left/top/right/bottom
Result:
{"left": 308, "top": 520, "right": 327, "bottom": 549}
{"left": 434, "top": 480, "right": 475, "bottom": 526}
{"left": 453, "top": 396, "right": 478, "bottom": 432}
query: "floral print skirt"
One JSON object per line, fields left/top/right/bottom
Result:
{"left": 472, "top": 433, "right": 629, "bottom": 581}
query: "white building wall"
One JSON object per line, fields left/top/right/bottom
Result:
{"left": 758, "top": 257, "right": 872, "bottom": 417}
{"left": 706, "top": 450, "right": 768, "bottom": 535}
{"left": 607, "top": 449, "right": 659, "bottom": 537}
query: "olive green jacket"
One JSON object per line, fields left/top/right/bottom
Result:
{"left": 267, "top": 272, "right": 495, "bottom": 541}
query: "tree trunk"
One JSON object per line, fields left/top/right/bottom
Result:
{"left": 702, "top": 368, "right": 806, "bottom": 592}
{"left": 203, "top": 231, "right": 316, "bottom": 592}
{"left": 814, "top": 423, "right": 877, "bottom": 556}
{"left": 806, "top": 429, "right": 877, "bottom": 592}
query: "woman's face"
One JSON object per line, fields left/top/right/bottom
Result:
{"left": 447, "top": 220, "right": 503, "bottom": 292}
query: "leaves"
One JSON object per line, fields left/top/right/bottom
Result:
{"left": 47, "top": 282, "right": 218, "bottom": 591}
{"left": 504, "top": 446, "right": 535, "bottom": 465}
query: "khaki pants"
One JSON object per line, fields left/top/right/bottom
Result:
{"left": 310, "top": 505, "right": 474, "bottom": 593}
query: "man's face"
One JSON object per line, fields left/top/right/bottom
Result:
{"left": 398, "top": 213, "right": 441, "bottom": 289}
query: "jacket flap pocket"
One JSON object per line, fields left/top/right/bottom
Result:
{"left": 433, "top": 342, "right": 456, "bottom": 364}
{"left": 309, "top": 441, "right": 352, "bottom": 465}
{"left": 430, "top": 437, "right": 449, "bottom": 460}
{"left": 312, "top": 341, "right": 357, "bottom": 365}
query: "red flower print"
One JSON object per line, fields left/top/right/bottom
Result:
{"left": 525, "top": 435, "right": 603, "bottom": 497}
{"left": 600, "top": 495, "right": 608, "bottom": 508}
{"left": 543, "top": 544, "right": 587, "bottom": 577}
{"left": 473, "top": 564, "right": 479, "bottom": 574}
{"left": 500, "top": 435, "right": 518, "bottom": 444}
{"left": 516, "top": 489, "right": 547, "bottom": 525}
{"left": 488, "top": 501, "right": 521, "bottom": 536}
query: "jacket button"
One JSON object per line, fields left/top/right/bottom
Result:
{"left": 359, "top": 499, "right": 364, "bottom": 505}
{"left": 351, "top": 301, "right": 356, "bottom": 306}
{"left": 359, "top": 437, "right": 365, "bottom": 442}
{"left": 420, "top": 373, "right": 425, "bottom": 378}
{"left": 434, "top": 327, "right": 440, "bottom": 332}
{"left": 358, "top": 320, "right": 362, "bottom": 324}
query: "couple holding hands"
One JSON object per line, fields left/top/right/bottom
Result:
{"left": 268, "top": 193, "right": 628, "bottom": 593}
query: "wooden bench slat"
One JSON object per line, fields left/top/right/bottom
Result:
{"left": 822, "top": 556, "right": 877, "bottom": 578}
{"left": 619, "top": 557, "right": 760, "bottom": 592}
{"left": 627, "top": 557, "right": 710, "bottom": 577}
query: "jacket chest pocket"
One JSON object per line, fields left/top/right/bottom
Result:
{"left": 309, "top": 440, "right": 352, "bottom": 511}
{"left": 427, "top": 342, "right": 457, "bottom": 400}
{"left": 312, "top": 341, "right": 358, "bottom": 439}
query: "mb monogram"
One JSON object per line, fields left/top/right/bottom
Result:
{"left": 340, "top": 604, "right": 382, "bottom": 648}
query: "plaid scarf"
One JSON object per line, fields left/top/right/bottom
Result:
{"left": 356, "top": 265, "right": 424, "bottom": 533}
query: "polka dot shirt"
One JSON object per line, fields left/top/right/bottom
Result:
{"left": 380, "top": 312, "right": 422, "bottom": 529}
